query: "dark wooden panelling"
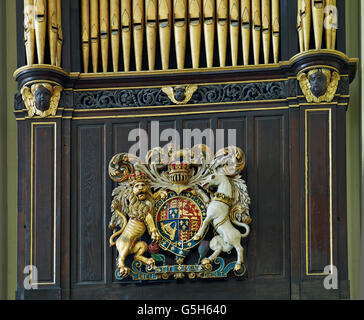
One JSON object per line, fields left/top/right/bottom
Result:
{"left": 113, "top": 122, "right": 141, "bottom": 155}
{"left": 306, "top": 110, "right": 332, "bottom": 275}
{"left": 182, "top": 118, "right": 213, "bottom": 151}
{"left": 289, "top": 108, "right": 301, "bottom": 300}
{"left": 32, "top": 124, "right": 56, "bottom": 283}
{"left": 217, "top": 117, "right": 247, "bottom": 153}
{"left": 16, "top": 121, "right": 30, "bottom": 297}
{"left": 148, "top": 120, "right": 178, "bottom": 151}
{"left": 253, "top": 116, "right": 286, "bottom": 278}
{"left": 15, "top": 101, "right": 352, "bottom": 299}
{"left": 61, "top": 118, "right": 72, "bottom": 299}
{"left": 73, "top": 124, "right": 106, "bottom": 285}
{"left": 67, "top": 113, "right": 292, "bottom": 299}
{"left": 335, "top": 108, "right": 349, "bottom": 299}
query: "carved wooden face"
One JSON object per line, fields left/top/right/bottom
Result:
{"left": 174, "top": 87, "right": 186, "bottom": 102}
{"left": 34, "top": 85, "right": 51, "bottom": 111}
{"left": 309, "top": 71, "right": 327, "bottom": 98}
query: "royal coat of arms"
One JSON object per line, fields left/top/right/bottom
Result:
{"left": 108, "top": 145, "right": 252, "bottom": 280}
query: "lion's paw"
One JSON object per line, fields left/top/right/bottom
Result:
{"left": 145, "top": 258, "right": 156, "bottom": 266}
{"left": 118, "top": 266, "right": 130, "bottom": 278}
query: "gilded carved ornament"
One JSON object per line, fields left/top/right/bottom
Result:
{"left": 108, "top": 145, "right": 252, "bottom": 280}
{"left": 298, "top": 68, "right": 340, "bottom": 103}
{"left": 21, "top": 83, "right": 63, "bottom": 118}
{"left": 162, "top": 84, "right": 198, "bottom": 104}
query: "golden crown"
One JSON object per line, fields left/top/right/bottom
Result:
{"left": 129, "top": 171, "right": 148, "bottom": 184}
{"left": 167, "top": 163, "right": 192, "bottom": 185}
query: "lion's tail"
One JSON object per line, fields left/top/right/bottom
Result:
{"left": 232, "top": 221, "right": 250, "bottom": 238}
{"left": 109, "top": 210, "right": 127, "bottom": 247}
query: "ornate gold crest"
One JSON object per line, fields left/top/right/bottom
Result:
{"left": 108, "top": 145, "right": 252, "bottom": 280}
{"left": 298, "top": 68, "right": 340, "bottom": 103}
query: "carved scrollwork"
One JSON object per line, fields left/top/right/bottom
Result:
{"left": 73, "top": 81, "right": 287, "bottom": 109}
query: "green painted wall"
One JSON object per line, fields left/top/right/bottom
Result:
{"left": 0, "top": 1, "right": 361, "bottom": 300}
{"left": 2, "top": 0, "right": 17, "bottom": 300}
{"left": 346, "top": 0, "right": 361, "bottom": 301}
{"left": 0, "top": 0, "right": 8, "bottom": 301}
{"left": 6, "top": 0, "right": 18, "bottom": 301}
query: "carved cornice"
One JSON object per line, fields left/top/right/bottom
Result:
{"left": 13, "top": 51, "right": 358, "bottom": 118}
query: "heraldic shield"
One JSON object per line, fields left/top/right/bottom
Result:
{"left": 108, "top": 145, "right": 252, "bottom": 281}
{"left": 155, "top": 190, "right": 208, "bottom": 263}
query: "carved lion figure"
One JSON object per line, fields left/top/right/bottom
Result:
{"left": 109, "top": 171, "right": 160, "bottom": 277}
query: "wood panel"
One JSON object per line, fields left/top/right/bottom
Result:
{"left": 252, "top": 115, "right": 287, "bottom": 278}
{"left": 182, "top": 118, "right": 213, "bottom": 151}
{"left": 66, "top": 112, "right": 292, "bottom": 299}
{"left": 148, "top": 120, "right": 178, "bottom": 151}
{"left": 72, "top": 124, "right": 107, "bottom": 285}
{"left": 305, "top": 109, "right": 332, "bottom": 276}
{"left": 217, "top": 117, "right": 247, "bottom": 152}
{"left": 31, "top": 123, "right": 57, "bottom": 285}
{"left": 113, "top": 122, "right": 142, "bottom": 154}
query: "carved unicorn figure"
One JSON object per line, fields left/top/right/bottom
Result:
{"left": 193, "top": 167, "right": 251, "bottom": 272}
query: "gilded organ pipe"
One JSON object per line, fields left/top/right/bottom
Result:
{"left": 90, "top": 0, "right": 99, "bottom": 73}
{"left": 302, "top": 0, "right": 311, "bottom": 51}
{"left": 311, "top": 0, "right": 323, "bottom": 50}
{"left": 24, "top": 0, "right": 35, "bottom": 65}
{"left": 252, "top": 0, "right": 261, "bottom": 65}
{"left": 72, "top": 0, "right": 287, "bottom": 73}
{"left": 34, "top": 0, "right": 47, "bottom": 64}
{"left": 229, "top": 0, "right": 239, "bottom": 67}
{"left": 81, "top": 0, "right": 90, "bottom": 73}
{"left": 203, "top": 0, "right": 215, "bottom": 68}
{"left": 133, "top": 0, "right": 145, "bottom": 72}
{"left": 261, "top": 0, "right": 271, "bottom": 64}
{"left": 146, "top": 0, "right": 158, "bottom": 70}
{"left": 100, "top": 0, "right": 109, "bottom": 72}
{"left": 325, "top": 0, "right": 337, "bottom": 50}
{"left": 159, "top": 0, "right": 172, "bottom": 70}
{"left": 174, "top": 0, "right": 187, "bottom": 69}
{"left": 272, "top": 0, "right": 279, "bottom": 63}
{"left": 241, "top": 0, "right": 251, "bottom": 65}
{"left": 189, "top": 0, "right": 202, "bottom": 69}
{"left": 217, "top": 0, "right": 228, "bottom": 67}
{"left": 121, "top": 0, "right": 132, "bottom": 72}
{"left": 110, "top": 0, "right": 120, "bottom": 72}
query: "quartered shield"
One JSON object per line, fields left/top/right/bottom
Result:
{"left": 155, "top": 190, "right": 209, "bottom": 262}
